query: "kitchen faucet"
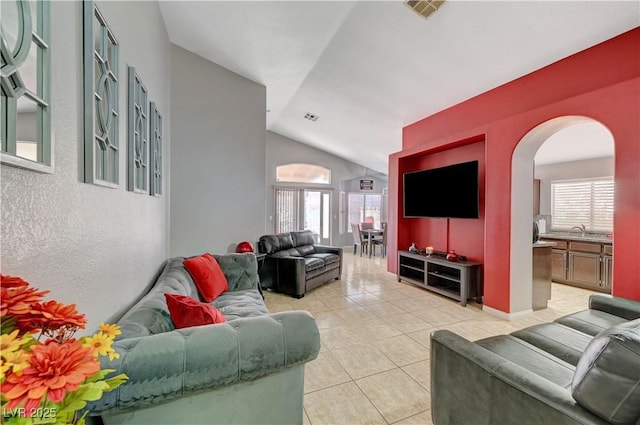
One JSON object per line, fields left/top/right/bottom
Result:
{"left": 570, "top": 224, "right": 586, "bottom": 237}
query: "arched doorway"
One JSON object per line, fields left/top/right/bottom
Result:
{"left": 509, "top": 116, "right": 614, "bottom": 314}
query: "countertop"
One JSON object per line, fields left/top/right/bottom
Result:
{"left": 533, "top": 241, "right": 556, "bottom": 248}
{"left": 539, "top": 233, "right": 612, "bottom": 244}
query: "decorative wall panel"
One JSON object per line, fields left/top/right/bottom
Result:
{"left": 127, "top": 66, "right": 148, "bottom": 193}
{"left": 149, "top": 101, "right": 162, "bottom": 196}
{"left": 1, "top": 0, "right": 51, "bottom": 172}
{"left": 83, "top": 1, "right": 119, "bottom": 186}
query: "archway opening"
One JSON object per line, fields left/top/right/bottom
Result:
{"left": 509, "top": 116, "right": 614, "bottom": 315}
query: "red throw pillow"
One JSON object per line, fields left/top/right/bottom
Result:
{"left": 164, "top": 293, "right": 226, "bottom": 329}
{"left": 182, "top": 253, "right": 228, "bottom": 302}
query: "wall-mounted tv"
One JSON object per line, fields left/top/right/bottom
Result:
{"left": 403, "top": 160, "right": 479, "bottom": 219}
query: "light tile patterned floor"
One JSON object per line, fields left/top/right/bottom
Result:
{"left": 264, "top": 250, "right": 596, "bottom": 425}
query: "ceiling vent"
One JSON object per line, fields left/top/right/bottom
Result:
{"left": 304, "top": 113, "right": 319, "bottom": 122}
{"left": 404, "top": 0, "right": 446, "bottom": 19}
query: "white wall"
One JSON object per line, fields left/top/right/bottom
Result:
{"left": 535, "top": 156, "right": 614, "bottom": 214}
{"left": 0, "top": 1, "right": 171, "bottom": 331}
{"left": 169, "top": 45, "right": 267, "bottom": 256}
{"left": 266, "top": 131, "right": 388, "bottom": 247}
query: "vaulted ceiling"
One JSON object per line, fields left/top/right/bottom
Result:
{"left": 159, "top": 1, "right": 639, "bottom": 173}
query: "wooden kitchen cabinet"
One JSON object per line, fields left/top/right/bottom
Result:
{"left": 551, "top": 249, "right": 567, "bottom": 281}
{"left": 568, "top": 251, "right": 601, "bottom": 287}
{"left": 540, "top": 237, "right": 611, "bottom": 293}
{"left": 602, "top": 255, "right": 613, "bottom": 289}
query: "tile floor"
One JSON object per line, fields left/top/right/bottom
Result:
{"left": 263, "top": 250, "right": 596, "bottom": 425}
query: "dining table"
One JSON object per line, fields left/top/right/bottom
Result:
{"left": 361, "top": 228, "right": 384, "bottom": 258}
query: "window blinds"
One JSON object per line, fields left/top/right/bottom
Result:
{"left": 551, "top": 178, "right": 614, "bottom": 232}
{"left": 275, "top": 187, "right": 299, "bottom": 233}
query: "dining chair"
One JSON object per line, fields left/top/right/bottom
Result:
{"left": 372, "top": 222, "right": 387, "bottom": 258}
{"left": 351, "top": 223, "right": 368, "bottom": 256}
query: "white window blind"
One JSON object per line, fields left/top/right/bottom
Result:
{"left": 275, "top": 187, "right": 299, "bottom": 233}
{"left": 551, "top": 178, "right": 613, "bottom": 232}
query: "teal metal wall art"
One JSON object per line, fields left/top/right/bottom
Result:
{"left": 83, "top": 1, "right": 119, "bottom": 186}
{"left": 149, "top": 101, "right": 162, "bottom": 197}
{"left": 127, "top": 66, "right": 148, "bottom": 193}
{"left": 1, "top": 0, "right": 51, "bottom": 172}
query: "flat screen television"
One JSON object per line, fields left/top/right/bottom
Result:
{"left": 403, "top": 160, "right": 479, "bottom": 219}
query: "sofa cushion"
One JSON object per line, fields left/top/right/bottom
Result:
{"left": 475, "top": 335, "right": 575, "bottom": 388}
{"left": 272, "top": 248, "right": 302, "bottom": 257}
{"left": 165, "top": 293, "right": 227, "bottom": 328}
{"left": 571, "top": 318, "right": 640, "bottom": 425}
{"left": 259, "top": 233, "right": 294, "bottom": 255}
{"left": 213, "top": 253, "right": 258, "bottom": 292}
{"left": 511, "top": 323, "right": 593, "bottom": 366}
{"left": 213, "top": 289, "right": 269, "bottom": 321}
{"left": 183, "top": 253, "right": 229, "bottom": 302}
{"left": 296, "top": 244, "right": 315, "bottom": 256}
{"left": 555, "top": 309, "right": 629, "bottom": 336}
{"left": 291, "top": 230, "right": 315, "bottom": 247}
{"left": 308, "top": 252, "right": 340, "bottom": 266}
{"left": 304, "top": 257, "right": 325, "bottom": 272}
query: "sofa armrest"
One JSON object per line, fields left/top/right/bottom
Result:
{"left": 313, "top": 245, "right": 343, "bottom": 256}
{"left": 267, "top": 255, "right": 306, "bottom": 296}
{"left": 87, "top": 311, "right": 320, "bottom": 416}
{"left": 588, "top": 294, "right": 640, "bottom": 320}
{"left": 430, "top": 330, "right": 608, "bottom": 425}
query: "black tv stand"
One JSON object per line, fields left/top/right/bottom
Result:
{"left": 397, "top": 251, "right": 482, "bottom": 306}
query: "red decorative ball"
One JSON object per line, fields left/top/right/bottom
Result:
{"left": 236, "top": 241, "right": 254, "bottom": 253}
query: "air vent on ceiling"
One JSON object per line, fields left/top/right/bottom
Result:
{"left": 304, "top": 113, "right": 319, "bottom": 122}
{"left": 404, "top": 0, "right": 445, "bottom": 19}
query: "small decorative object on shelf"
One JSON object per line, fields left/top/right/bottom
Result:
{"left": 425, "top": 246, "right": 434, "bottom": 256}
{"left": 409, "top": 243, "right": 418, "bottom": 253}
{"left": 446, "top": 250, "right": 459, "bottom": 262}
{"left": 235, "top": 241, "right": 254, "bottom": 253}
{"left": 0, "top": 275, "right": 128, "bottom": 425}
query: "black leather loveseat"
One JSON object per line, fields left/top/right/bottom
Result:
{"left": 430, "top": 294, "right": 640, "bottom": 425}
{"left": 258, "top": 230, "right": 342, "bottom": 298}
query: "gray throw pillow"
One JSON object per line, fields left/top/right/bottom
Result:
{"left": 571, "top": 318, "right": 640, "bottom": 425}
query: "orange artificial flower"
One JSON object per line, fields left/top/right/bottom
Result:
{"left": 36, "top": 300, "right": 88, "bottom": 342}
{"left": 1, "top": 339, "right": 100, "bottom": 414}
{"left": 0, "top": 280, "right": 49, "bottom": 318}
{"left": 0, "top": 275, "right": 29, "bottom": 289}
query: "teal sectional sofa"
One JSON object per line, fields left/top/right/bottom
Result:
{"left": 87, "top": 253, "right": 320, "bottom": 425}
{"left": 431, "top": 294, "right": 640, "bottom": 425}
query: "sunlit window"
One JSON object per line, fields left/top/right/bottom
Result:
{"left": 276, "top": 163, "right": 331, "bottom": 184}
{"left": 551, "top": 178, "right": 613, "bottom": 232}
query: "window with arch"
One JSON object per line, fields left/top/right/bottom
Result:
{"left": 276, "top": 163, "right": 331, "bottom": 184}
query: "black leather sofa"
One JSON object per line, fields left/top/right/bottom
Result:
{"left": 258, "top": 230, "right": 342, "bottom": 298}
{"left": 430, "top": 294, "right": 640, "bottom": 425}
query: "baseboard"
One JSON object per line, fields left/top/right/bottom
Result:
{"left": 482, "top": 305, "right": 533, "bottom": 321}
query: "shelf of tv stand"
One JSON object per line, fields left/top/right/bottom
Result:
{"left": 397, "top": 251, "right": 482, "bottom": 307}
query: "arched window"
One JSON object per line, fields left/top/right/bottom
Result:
{"left": 276, "top": 163, "right": 331, "bottom": 184}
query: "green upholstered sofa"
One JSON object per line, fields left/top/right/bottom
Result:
{"left": 430, "top": 294, "right": 640, "bottom": 425}
{"left": 86, "top": 253, "right": 320, "bottom": 425}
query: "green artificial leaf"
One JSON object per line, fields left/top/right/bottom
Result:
{"left": 1, "top": 316, "right": 17, "bottom": 334}
{"left": 103, "top": 373, "right": 128, "bottom": 391}
{"left": 84, "top": 369, "right": 110, "bottom": 384}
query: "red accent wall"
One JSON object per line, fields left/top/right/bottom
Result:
{"left": 389, "top": 27, "right": 640, "bottom": 312}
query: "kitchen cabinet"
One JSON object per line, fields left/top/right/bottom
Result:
{"left": 551, "top": 249, "right": 567, "bottom": 281}
{"left": 602, "top": 255, "right": 613, "bottom": 289}
{"left": 533, "top": 179, "right": 540, "bottom": 215}
{"left": 568, "top": 251, "right": 601, "bottom": 286}
{"left": 540, "top": 236, "right": 612, "bottom": 293}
